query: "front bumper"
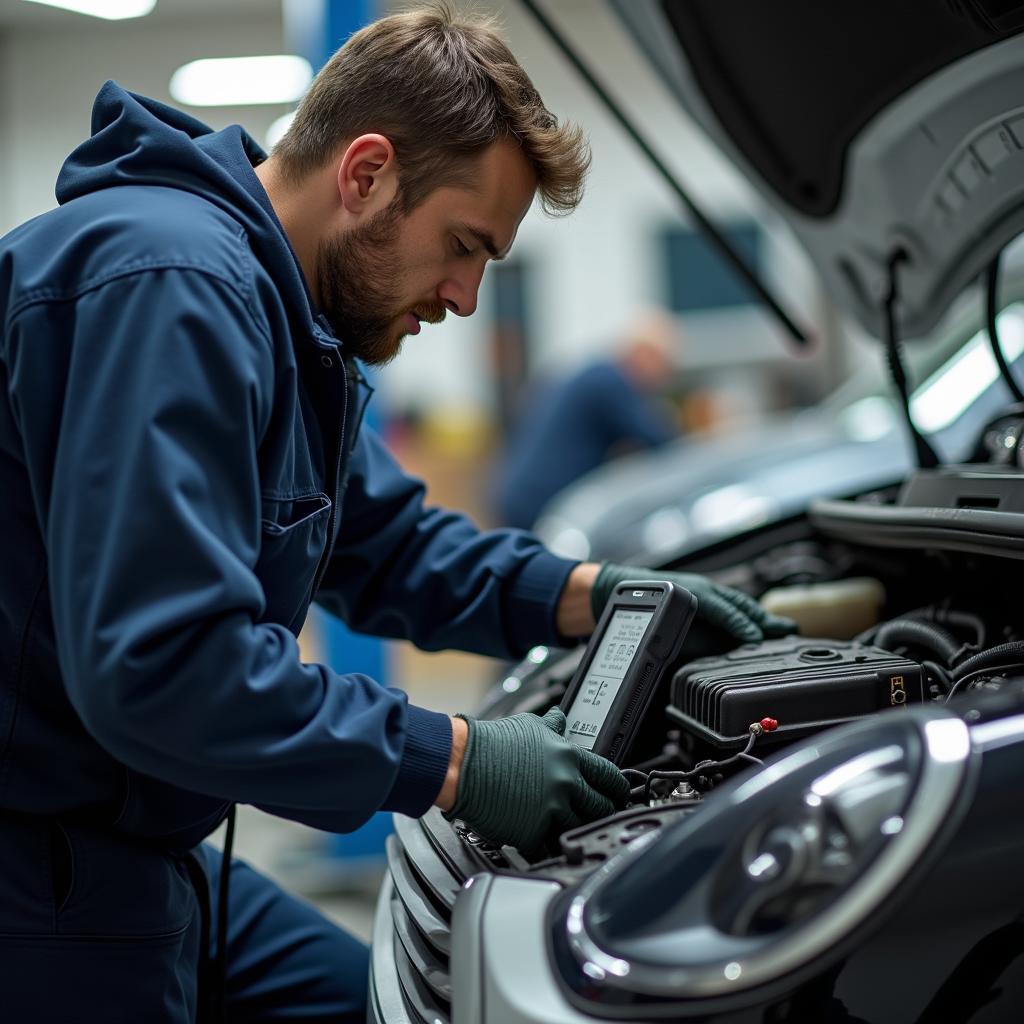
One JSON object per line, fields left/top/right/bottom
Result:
{"left": 368, "top": 809, "right": 465, "bottom": 1023}
{"left": 369, "top": 809, "right": 601, "bottom": 1024}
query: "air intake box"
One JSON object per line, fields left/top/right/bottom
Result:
{"left": 668, "top": 636, "right": 924, "bottom": 749}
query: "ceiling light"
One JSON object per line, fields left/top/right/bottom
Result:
{"left": 170, "top": 56, "right": 312, "bottom": 108}
{"left": 22, "top": 0, "right": 156, "bottom": 18}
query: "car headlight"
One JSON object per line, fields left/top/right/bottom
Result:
{"left": 555, "top": 707, "right": 972, "bottom": 1012}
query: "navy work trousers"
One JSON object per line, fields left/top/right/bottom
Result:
{"left": 0, "top": 814, "right": 369, "bottom": 1022}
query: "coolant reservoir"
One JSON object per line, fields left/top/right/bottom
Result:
{"left": 760, "top": 577, "right": 885, "bottom": 639}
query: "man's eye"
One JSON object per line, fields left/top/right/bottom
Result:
{"left": 454, "top": 237, "right": 472, "bottom": 256}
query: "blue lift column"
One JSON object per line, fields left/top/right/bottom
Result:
{"left": 283, "top": 0, "right": 393, "bottom": 877}
{"left": 284, "top": 0, "right": 375, "bottom": 75}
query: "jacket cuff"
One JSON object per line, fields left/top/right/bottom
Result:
{"left": 504, "top": 549, "right": 580, "bottom": 654}
{"left": 381, "top": 704, "right": 453, "bottom": 817}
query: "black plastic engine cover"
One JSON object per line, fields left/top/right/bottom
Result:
{"left": 669, "top": 636, "right": 924, "bottom": 748}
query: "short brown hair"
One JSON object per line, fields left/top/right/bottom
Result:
{"left": 273, "top": 2, "right": 589, "bottom": 215}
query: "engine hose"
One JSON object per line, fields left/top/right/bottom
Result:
{"left": 872, "top": 618, "right": 962, "bottom": 665}
{"left": 904, "top": 606, "right": 987, "bottom": 648}
{"left": 953, "top": 641, "right": 1024, "bottom": 681}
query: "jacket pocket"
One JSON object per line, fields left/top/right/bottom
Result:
{"left": 0, "top": 928, "right": 196, "bottom": 1024}
{"left": 52, "top": 822, "right": 195, "bottom": 939}
{"left": 0, "top": 815, "right": 193, "bottom": 940}
{"left": 255, "top": 492, "right": 331, "bottom": 632}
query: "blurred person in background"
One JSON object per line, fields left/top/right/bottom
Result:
{"left": 0, "top": 4, "right": 791, "bottom": 1022}
{"left": 493, "top": 310, "right": 682, "bottom": 529}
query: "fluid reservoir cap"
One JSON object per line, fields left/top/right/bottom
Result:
{"left": 799, "top": 646, "right": 842, "bottom": 663}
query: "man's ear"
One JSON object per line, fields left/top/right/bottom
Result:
{"left": 336, "top": 134, "right": 399, "bottom": 216}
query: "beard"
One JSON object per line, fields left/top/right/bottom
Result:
{"left": 316, "top": 202, "right": 444, "bottom": 366}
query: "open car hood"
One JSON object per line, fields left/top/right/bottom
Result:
{"left": 610, "top": 0, "right": 1024, "bottom": 339}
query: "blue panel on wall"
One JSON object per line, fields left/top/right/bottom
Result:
{"left": 285, "top": 0, "right": 374, "bottom": 73}
{"left": 661, "top": 223, "right": 762, "bottom": 312}
{"left": 324, "top": 0, "right": 374, "bottom": 67}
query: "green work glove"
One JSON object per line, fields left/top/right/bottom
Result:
{"left": 445, "top": 707, "right": 629, "bottom": 857}
{"left": 591, "top": 562, "right": 797, "bottom": 658}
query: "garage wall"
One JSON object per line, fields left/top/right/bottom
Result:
{"left": 0, "top": 31, "right": 11, "bottom": 236}
{"left": 1, "top": 1, "right": 832, "bottom": 418}
{"left": 0, "top": 13, "right": 286, "bottom": 233}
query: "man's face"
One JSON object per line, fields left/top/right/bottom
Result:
{"left": 317, "top": 139, "right": 537, "bottom": 365}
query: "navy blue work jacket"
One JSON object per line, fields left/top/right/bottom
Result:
{"left": 0, "top": 83, "right": 576, "bottom": 849}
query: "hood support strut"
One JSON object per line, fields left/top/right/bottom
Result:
{"left": 519, "top": 0, "right": 811, "bottom": 348}
{"left": 986, "top": 252, "right": 1024, "bottom": 404}
{"left": 884, "top": 252, "right": 941, "bottom": 469}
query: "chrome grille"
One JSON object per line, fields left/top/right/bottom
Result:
{"left": 381, "top": 810, "right": 472, "bottom": 1024}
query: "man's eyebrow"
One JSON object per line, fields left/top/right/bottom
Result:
{"left": 464, "top": 225, "right": 510, "bottom": 261}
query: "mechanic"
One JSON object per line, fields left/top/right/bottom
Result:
{"left": 0, "top": 4, "right": 792, "bottom": 1022}
{"left": 493, "top": 310, "right": 681, "bottom": 529}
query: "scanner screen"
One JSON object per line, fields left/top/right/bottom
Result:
{"left": 565, "top": 608, "right": 654, "bottom": 750}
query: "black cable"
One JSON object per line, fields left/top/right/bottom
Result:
{"left": 214, "top": 805, "right": 237, "bottom": 1023}
{"left": 884, "top": 251, "right": 941, "bottom": 468}
{"left": 640, "top": 732, "right": 760, "bottom": 802}
{"left": 986, "top": 252, "right": 1024, "bottom": 403}
{"left": 182, "top": 852, "right": 213, "bottom": 1024}
{"left": 945, "top": 662, "right": 1024, "bottom": 703}
{"left": 953, "top": 640, "right": 1024, "bottom": 682}
{"left": 517, "top": 0, "right": 811, "bottom": 348}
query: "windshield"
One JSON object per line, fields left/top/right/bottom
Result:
{"left": 820, "top": 268, "right": 1024, "bottom": 451}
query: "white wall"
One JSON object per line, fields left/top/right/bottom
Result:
{"left": 1, "top": 12, "right": 286, "bottom": 233}
{"left": 0, "top": 31, "right": 12, "bottom": 235}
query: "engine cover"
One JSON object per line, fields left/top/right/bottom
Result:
{"left": 669, "top": 636, "right": 925, "bottom": 748}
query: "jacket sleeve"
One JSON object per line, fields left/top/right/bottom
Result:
{"left": 316, "top": 424, "right": 580, "bottom": 659}
{"left": 10, "top": 267, "right": 450, "bottom": 829}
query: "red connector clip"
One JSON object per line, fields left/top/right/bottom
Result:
{"left": 759, "top": 717, "right": 779, "bottom": 733}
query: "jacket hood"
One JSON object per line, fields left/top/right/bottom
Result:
{"left": 56, "top": 81, "right": 317, "bottom": 333}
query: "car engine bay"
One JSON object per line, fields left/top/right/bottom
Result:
{"left": 378, "top": 429, "right": 1024, "bottom": 1021}
{"left": 368, "top": 6, "right": 1024, "bottom": 1018}
{"left": 440, "top": 406, "right": 1024, "bottom": 893}
{"left": 374, "top": 317, "right": 1024, "bottom": 1024}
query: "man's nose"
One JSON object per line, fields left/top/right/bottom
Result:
{"left": 438, "top": 268, "right": 483, "bottom": 317}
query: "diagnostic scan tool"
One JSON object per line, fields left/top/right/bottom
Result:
{"left": 560, "top": 580, "right": 697, "bottom": 764}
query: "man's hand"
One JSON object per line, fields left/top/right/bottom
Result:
{"left": 439, "top": 708, "right": 629, "bottom": 856}
{"left": 590, "top": 562, "right": 797, "bottom": 658}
